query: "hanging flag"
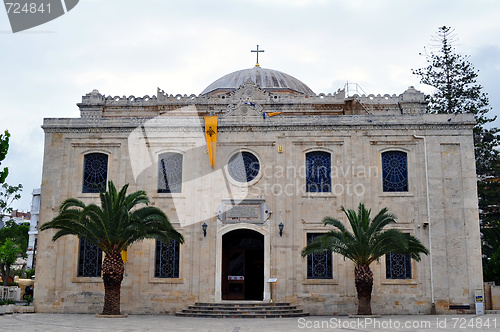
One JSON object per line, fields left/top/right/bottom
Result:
{"left": 121, "top": 249, "right": 128, "bottom": 264}
{"left": 266, "top": 112, "right": 283, "bottom": 117}
{"left": 204, "top": 115, "right": 218, "bottom": 167}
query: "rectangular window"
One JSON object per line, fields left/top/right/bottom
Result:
{"left": 155, "top": 239, "right": 180, "bottom": 278}
{"left": 77, "top": 238, "right": 103, "bottom": 277}
{"left": 385, "top": 252, "right": 412, "bottom": 279}
{"left": 306, "top": 233, "right": 333, "bottom": 279}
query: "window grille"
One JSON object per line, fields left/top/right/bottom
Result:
{"left": 306, "top": 151, "right": 331, "bottom": 192}
{"left": 158, "top": 152, "right": 183, "bottom": 193}
{"left": 227, "top": 151, "right": 260, "bottom": 183}
{"left": 82, "top": 153, "right": 108, "bottom": 193}
{"left": 77, "top": 238, "right": 102, "bottom": 277}
{"left": 155, "top": 239, "right": 180, "bottom": 278}
{"left": 386, "top": 252, "right": 412, "bottom": 279}
{"left": 382, "top": 151, "right": 408, "bottom": 192}
{"left": 306, "top": 233, "right": 333, "bottom": 279}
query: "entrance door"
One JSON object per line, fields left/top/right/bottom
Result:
{"left": 222, "top": 229, "right": 264, "bottom": 300}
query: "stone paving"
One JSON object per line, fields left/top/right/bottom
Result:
{"left": 1, "top": 313, "right": 500, "bottom": 331}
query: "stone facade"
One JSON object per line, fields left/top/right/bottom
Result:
{"left": 34, "top": 67, "right": 483, "bottom": 315}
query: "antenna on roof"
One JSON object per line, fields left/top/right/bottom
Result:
{"left": 344, "top": 81, "right": 367, "bottom": 97}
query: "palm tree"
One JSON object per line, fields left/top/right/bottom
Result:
{"left": 301, "top": 203, "right": 428, "bottom": 315}
{"left": 40, "top": 181, "right": 184, "bottom": 315}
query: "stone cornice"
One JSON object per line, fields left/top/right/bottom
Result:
{"left": 43, "top": 112, "right": 475, "bottom": 125}
{"left": 42, "top": 121, "right": 475, "bottom": 134}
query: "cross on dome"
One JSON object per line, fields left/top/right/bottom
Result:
{"left": 251, "top": 45, "right": 264, "bottom": 67}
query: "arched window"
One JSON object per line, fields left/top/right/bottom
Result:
{"left": 82, "top": 153, "right": 108, "bottom": 193}
{"left": 382, "top": 151, "right": 408, "bottom": 192}
{"left": 158, "top": 152, "right": 183, "bottom": 193}
{"left": 154, "top": 239, "right": 180, "bottom": 278}
{"left": 227, "top": 151, "right": 260, "bottom": 183}
{"left": 306, "top": 151, "right": 331, "bottom": 192}
{"left": 77, "top": 238, "right": 102, "bottom": 277}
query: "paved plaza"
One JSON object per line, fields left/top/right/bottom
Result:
{"left": 2, "top": 313, "right": 500, "bottom": 331}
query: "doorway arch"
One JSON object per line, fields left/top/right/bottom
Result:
{"left": 222, "top": 229, "right": 263, "bottom": 300}
{"left": 215, "top": 224, "right": 270, "bottom": 302}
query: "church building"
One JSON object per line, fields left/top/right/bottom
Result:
{"left": 35, "top": 59, "right": 483, "bottom": 315}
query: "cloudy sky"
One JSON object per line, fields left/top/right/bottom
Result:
{"left": 1, "top": 0, "right": 500, "bottom": 210}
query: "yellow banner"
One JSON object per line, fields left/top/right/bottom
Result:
{"left": 266, "top": 112, "right": 283, "bottom": 117}
{"left": 204, "top": 115, "right": 218, "bottom": 167}
{"left": 121, "top": 249, "right": 128, "bottom": 264}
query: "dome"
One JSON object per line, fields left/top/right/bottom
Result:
{"left": 200, "top": 66, "right": 315, "bottom": 96}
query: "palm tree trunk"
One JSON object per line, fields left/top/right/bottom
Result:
{"left": 101, "top": 250, "right": 124, "bottom": 315}
{"left": 355, "top": 264, "right": 373, "bottom": 315}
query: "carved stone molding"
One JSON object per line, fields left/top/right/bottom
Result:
{"left": 71, "top": 142, "right": 121, "bottom": 148}
{"left": 216, "top": 198, "right": 271, "bottom": 224}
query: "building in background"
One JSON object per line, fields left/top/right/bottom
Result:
{"left": 1, "top": 209, "right": 30, "bottom": 228}
{"left": 26, "top": 188, "right": 41, "bottom": 270}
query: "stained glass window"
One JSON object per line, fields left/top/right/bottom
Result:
{"left": 158, "top": 152, "right": 183, "bottom": 193}
{"left": 77, "top": 238, "right": 102, "bottom": 277}
{"left": 227, "top": 151, "right": 260, "bottom": 183}
{"left": 382, "top": 151, "right": 408, "bottom": 192}
{"left": 306, "top": 151, "right": 331, "bottom": 192}
{"left": 386, "top": 252, "right": 412, "bottom": 279}
{"left": 82, "top": 153, "right": 108, "bottom": 193}
{"left": 306, "top": 233, "right": 333, "bottom": 279}
{"left": 155, "top": 239, "right": 180, "bottom": 278}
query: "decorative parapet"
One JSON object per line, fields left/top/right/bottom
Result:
{"left": 348, "top": 86, "right": 427, "bottom": 115}
{"left": 80, "top": 89, "right": 104, "bottom": 105}
{"left": 78, "top": 89, "right": 104, "bottom": 118}
{"left": 399, "top": 86, "right": 427, "bottom": 114}
{"left": 401, "top": 86, "right": 425, "bottom": 102}
{"left": 76, "top": 85, "right": 427, "bottom": 118}
{"left": 350, "top": 93, "right": 400, "bottom": 104}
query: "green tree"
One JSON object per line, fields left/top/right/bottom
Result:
{"left": 0, "top": 183, "right": 23, "bottom": 221}
{"left": 0, "top": 238, "right": 23, "bottom": 285}
{"left": 481, "top": 224, "right": 500, "bottom": 284}
{"left": 413, "top": 26, "right": 500, "bottom": 283}
{"left": 40, "top": 181, "right": 184, "bottom": 315}
{"left": 0, "top": 130, "right": 10, "bottom": 184}
{"left": 301, "top": 203, "right": 428, "bottom": 315}
{"left": 412, "top": 26, "right": 499, "bottom": 176}
{"left": 0, "top": 220, "right": 29, "bottom": 285}
{"left": 477, "top": 162, "right": 500, "bottom": 229}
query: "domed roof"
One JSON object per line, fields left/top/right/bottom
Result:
{"left": 200, "top": 66, "right": 315, "bottom": 96}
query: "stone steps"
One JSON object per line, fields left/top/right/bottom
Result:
{"left": 176, "top": 302, "right": 309, "bottom": 318}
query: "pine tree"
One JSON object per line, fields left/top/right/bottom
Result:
{"left": 413, "top": 26, "right": 500, "bottom": 283}
{"left": 412, "top": 26, "right": 499, "bottom": 177}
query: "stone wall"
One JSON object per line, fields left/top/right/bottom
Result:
{"left": 34, "top": 84, "right": 482, "bottom": 315}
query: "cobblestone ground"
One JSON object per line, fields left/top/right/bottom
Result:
{"left": 1, "top": 314, "right": 500, "bottom": 332}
